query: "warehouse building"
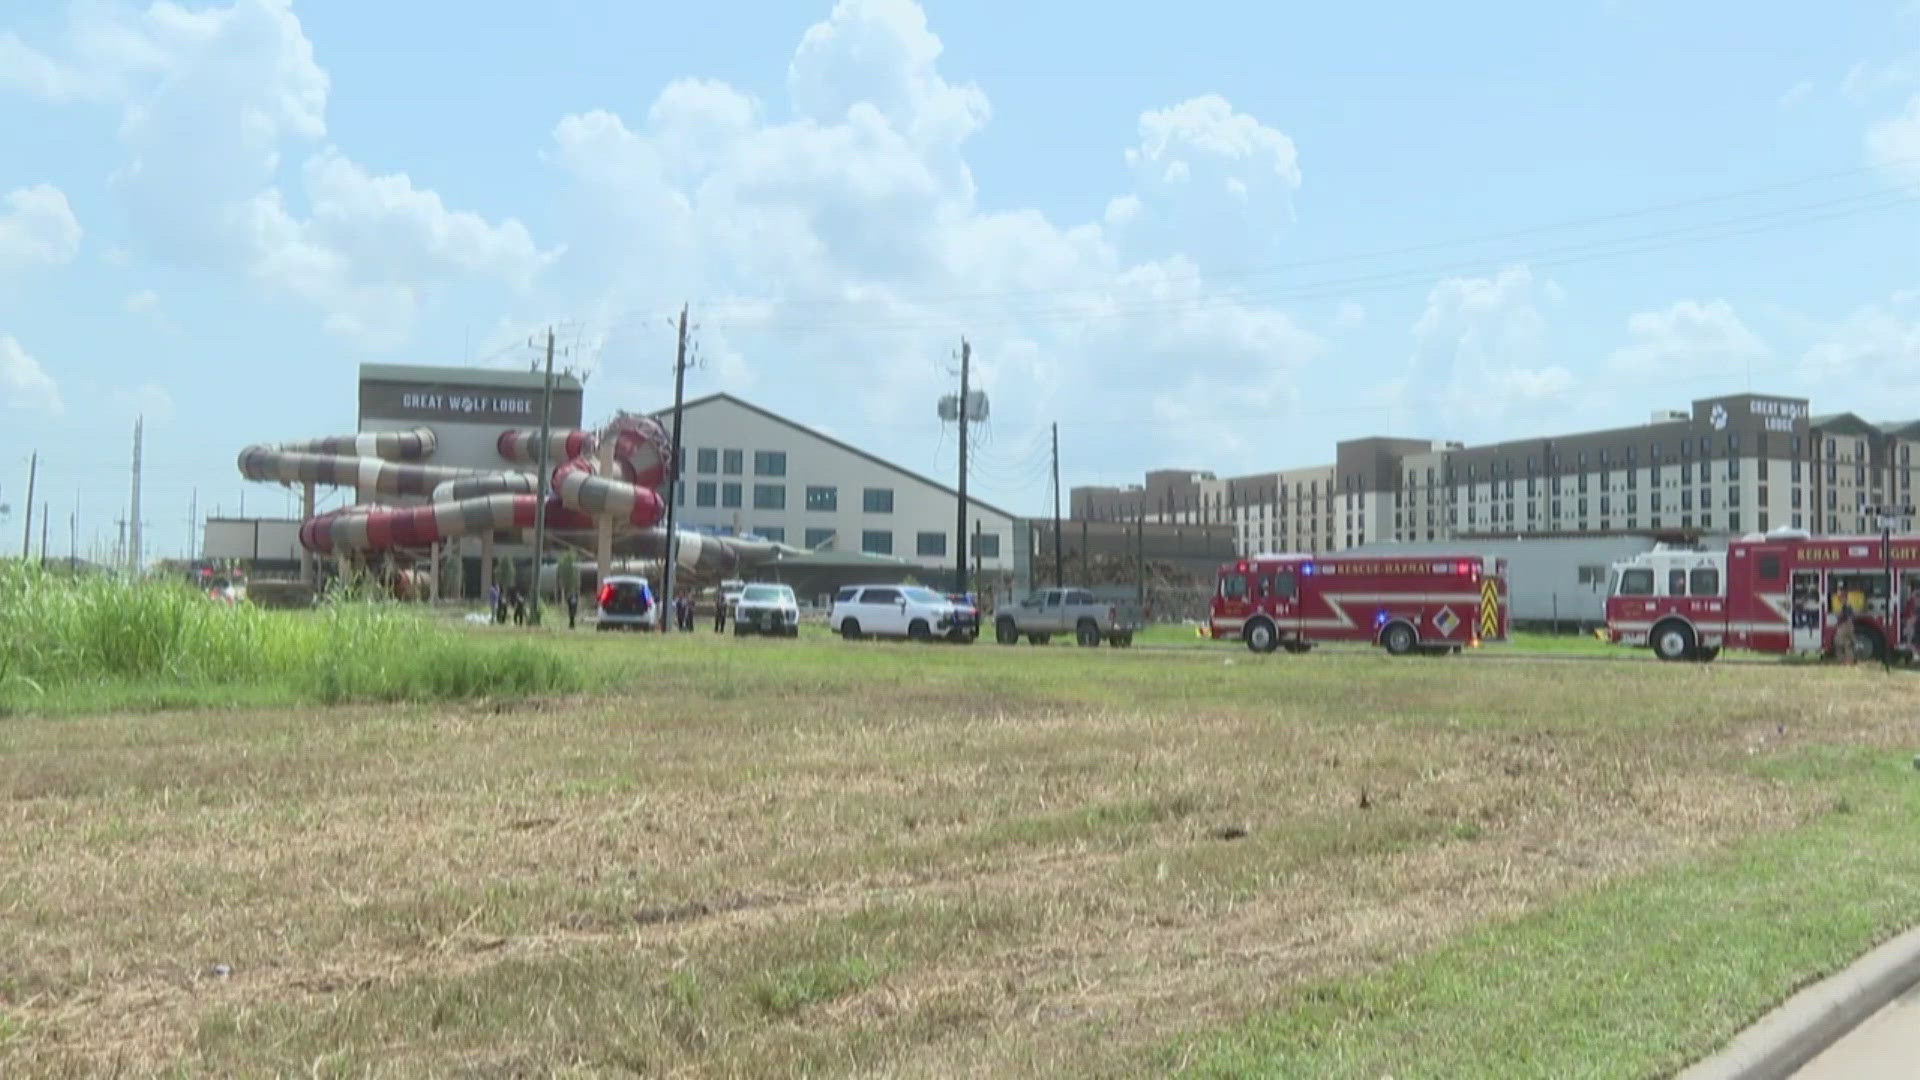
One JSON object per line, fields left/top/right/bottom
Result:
{"left": 652, "top": 393, "right": 1018, "bottom": 578}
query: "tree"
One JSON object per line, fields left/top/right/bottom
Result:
{"left": 497, "top": 556, "right": 517, "bottom": 595}
{"left": 557, "top": 549, "right": 578, "bottom": 600}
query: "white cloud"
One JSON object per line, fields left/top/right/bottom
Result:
{"left": 1606, "top": 299, "right": 1769, "bottom": 379}
{"left": 545, "top": 0, "right": 1317, "bottom": 478}
{"left": 1, "top": 334, "right": 63, "bottom": 415}
{"left": 1803, "top": 290, "right": 1920, "bottom": 401}
{"left": 1, "top": 0, "right": 549, "bottom": 348}
{"left": 1387, "top": 265, "right": 1572, "bottom": 435}
{"left": 787, "top": 0, "right": 989, "bottom": 156}
{"left": 124, "top": 288, "right": 161, "bottom": 318}
{"left": 1844, "top": 55, "right": 1918, "bottom": 104}
{"left": 123, "top": 288, "right": 173, "bottom": 332}
{"left": 1333, "top": 300, "right": 1366, "bottom": 331}
{"left": 111, "top": 382, "right": 175, "bottom": 423}
{"left": 1868, "top": 95, "right": 1920, "bottom": 185}
{"left": 0, "top": 184, "right": 82, "bottom": 273}
{"left": 1127, "top": 94, "right": 1301, "bottom": 196}
{"left": 1778, "top": 80, "right": 1815, "bottom": 109}
{"left": 1114, "top": 94, "right": 1302, "bottom": 267}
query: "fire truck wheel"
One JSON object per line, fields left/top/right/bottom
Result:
{"left": 1381, "top": 622, "right": 1417, "bottom": 656}
{"left": 1076, "top": 620, "right": 1101, "bottom": 647}
{"left": 1244, "top": 619, "right": 1278, "bottom": 654}
{"left": 1853, "top": 627, "right": 1884, "bottom": 663}
{"left": 1651, "top": 621, "right": 1695, "bottom": 662}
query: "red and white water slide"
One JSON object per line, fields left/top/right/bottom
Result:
{"left": 237, "top": 414, "right": 786, "bottom": 573}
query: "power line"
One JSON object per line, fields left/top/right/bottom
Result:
{"left": 702, "top": 184, "right": 1920, "bottom": 334}
{"left": 685, "top": 157, "right": 1920, "bottom": 315}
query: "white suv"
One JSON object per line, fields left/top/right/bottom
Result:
{"left": 829, "top": 584, "right": 977, "bottom": 643}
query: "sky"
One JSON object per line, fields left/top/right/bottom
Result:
{"left": 2, "top": 0, "right": 1918, "bottom": 562}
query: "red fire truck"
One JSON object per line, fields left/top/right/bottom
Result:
{"left": 1603, "top": 531, "right": 1920, "bottom": 662}
{"left": 1211, "top": 554, "right": 1510, "bottom": 655}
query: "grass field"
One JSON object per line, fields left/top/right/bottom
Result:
{"left": 3, "top": 626, "right": 1918, "bottom": 1076}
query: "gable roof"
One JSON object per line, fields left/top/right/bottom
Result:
{"left": 654, "top": 392, "right": 1019, "bottom": 521}
{"left": 1811, "top": 412, "right": 1882, "bottom": 437}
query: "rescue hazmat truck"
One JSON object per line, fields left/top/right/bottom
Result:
{"left": 1211, "top": 553, "right": 1509, "bottom": 655}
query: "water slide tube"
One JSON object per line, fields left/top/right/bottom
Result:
{"left": 237, "top": 415, "right": 792, "bottom": 574}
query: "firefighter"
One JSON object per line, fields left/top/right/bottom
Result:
{"left": 1904, "top": 584, "right": 1920, "bottom": 652}
{"left": 1834, "top": 594, "right": 1858, "bottom": 665}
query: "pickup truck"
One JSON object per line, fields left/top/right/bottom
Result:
{"left": 993, "top": 588, "right": 1142, "bottom": 647}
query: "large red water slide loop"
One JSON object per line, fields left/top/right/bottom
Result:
{"left": 245, "top": 418, "right": 676, "bottom": 555}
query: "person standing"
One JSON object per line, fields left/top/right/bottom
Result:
{"left": 1834, "top": 593, "right": 1858, "bottom": 665}
{"left": 565, "top": 582, "right": 579, "bottom": 630}
{"left": 713, "top": 589, "right": 727, "bottom": 633}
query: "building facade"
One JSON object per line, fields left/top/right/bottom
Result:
{"left": 358, "top": 363, "right": 585, "bottom": 483}
{"left": 1074, "top": 394, "right": 1920, "bottom": 557}
{"left": 658, "top": 393, "right": 1018, "bottom": 576}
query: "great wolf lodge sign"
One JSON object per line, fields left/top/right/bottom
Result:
{"left": 361, "top": 379, "right": 583, "bottom": 427}
{"left": 1746, "top": 397, "right": 1808, "bottom": 433}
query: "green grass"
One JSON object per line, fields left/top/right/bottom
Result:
{"left": 1174, "top": 746, "right": 1920, "bottom": 1078}
{"left": 4, "top": 613, "right": 1917, "bottom": 1075}
{"left": 0, "top": 562, "right": 580, "bottom": 713}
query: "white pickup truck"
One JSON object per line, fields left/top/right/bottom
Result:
{"left": 992, "top": 588, "right": 1142, "bottom": 647}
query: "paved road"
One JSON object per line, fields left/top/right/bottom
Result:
{"left": 1796, "top": 983, "right": 1920, "bottom": 1077}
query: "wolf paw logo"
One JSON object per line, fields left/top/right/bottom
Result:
{"left": 1709, "top": 404, "right": 1728, "bottom": 431}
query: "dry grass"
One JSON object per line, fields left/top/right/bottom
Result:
{"left": 0, "top": 635, "right": 1914, "bottom": 1076}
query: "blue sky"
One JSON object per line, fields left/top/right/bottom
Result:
{"left": 2, "top": 0, "right": 1918, "bottom": 562}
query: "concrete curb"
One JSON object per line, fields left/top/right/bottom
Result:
{"left": 1678, "top": 923, "right": 1920, "bottom": 1080}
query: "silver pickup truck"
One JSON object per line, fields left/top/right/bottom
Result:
{"left": 992, "top": 588, "right": 1142, "bottom": 647}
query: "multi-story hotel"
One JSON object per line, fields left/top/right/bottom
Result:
{"left": 1072, "top": 394, "right": 1920, "bottom": 556}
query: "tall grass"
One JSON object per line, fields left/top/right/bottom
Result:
{"left": 0, "top": 561, "right": 579, "bottom": 713}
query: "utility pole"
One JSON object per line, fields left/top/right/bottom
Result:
{"left": 1050, "top": 422, "right": 1063, "bottom": 588}
{"left": 129, "top": 416, "right": 143, "bottom": 573}
{"left": 1875, "top": 502, "right": 1914, "bottom": 673}
{"left": 955, "top": 337, "right": 971, "bottom": 595}
{"left": 1136, "top": 505, "right": 1146, "bottom": 610}
{"left": 529, "top": 328, "right": 556, "bottom": 626}
{"left": 21, "top": 450, "right": 36, "bottom": 559}
{"left": 660, "top": 304, "right": 690, "bottom": 628}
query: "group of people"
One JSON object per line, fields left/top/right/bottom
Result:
{"left": 1827, "top": 583, "right": 1920, "bottom": 665}
{"left": 488, "top": 583, "right": 527, "bottom": 625}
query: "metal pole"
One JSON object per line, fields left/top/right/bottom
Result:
{"left": 21, "top": 450, "right": 36, "bottom": 559}
{"left": 955, "top": 338, "right": 971, "bottom": 595}
{"left": 1884, "top": 517, "right": 1894, "bottom": 674}
{"left": 530, "top": 328, "right": 556, "bottom": 626}
{"left": 661, "top": 305, "right": 690, "bottom": 628}
{"left": 129, "top": 417, "right": 142, "bottom": 573}
{"left": 1136, "top": 506, "right": 1145, "bottom": 610}
{"left": 1051, "top": 422, "right": 1063, "bottom": 589}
